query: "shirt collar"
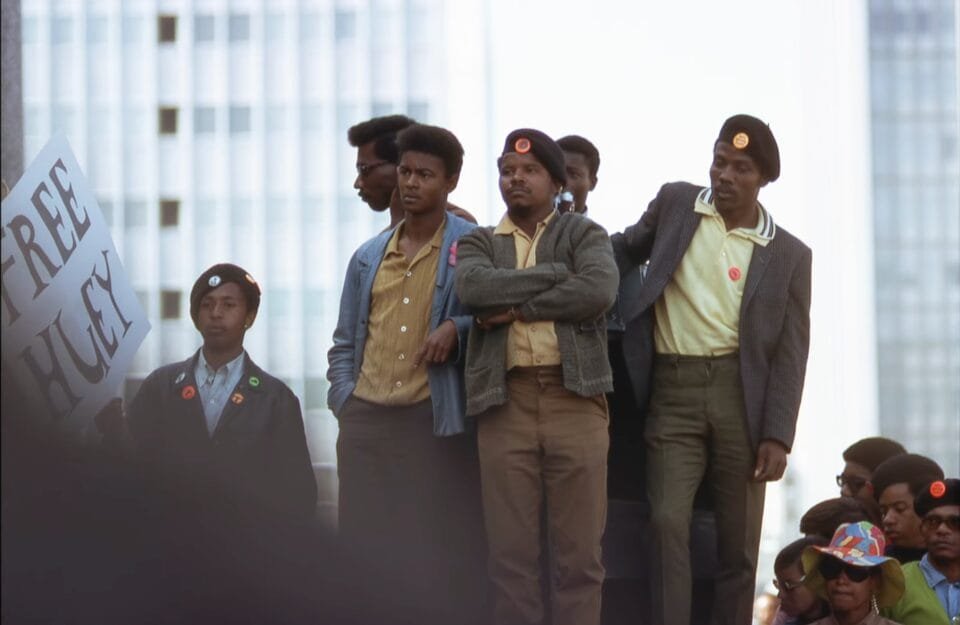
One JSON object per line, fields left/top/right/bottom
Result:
{"left": 494, "top": 209, "right": 557, "bottom": 236}
{"left": 197, "top": 349, "right": 245, "bottom": 379}
{"left": 695, "top": 187, "right": 776, "bottom": 246}
{"left": 385, "top": 215, "right": 447, "bottom": 255}
{"left": 919, "top": 553, "right": 952, "bottom": 588}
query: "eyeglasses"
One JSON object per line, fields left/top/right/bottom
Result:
{"left": 921, "top": 514, "right": 960, "bottom": 532}
{"left": 819, "top": 557, "right": 875, "bottom": 582}
{"left": 836, "top": 474, "right": 868, "bottom": 493}
{"left": 773, "top": 576, "right": 806, "bottom": 592}
{"left": 356, "top": 161, "right": 391, "bottom": 178}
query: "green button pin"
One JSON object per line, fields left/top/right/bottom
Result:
{"left": 248, "top": 376, "right": 260, "bottom": 387}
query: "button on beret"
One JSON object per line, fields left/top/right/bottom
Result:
{"left": 716, "top": 114, "right": 781, "bottom": 182}
{"left": 500, "top": 128, "right": 567, "bottom": 185}
{"left": 914, "top": 478, "right": 959, "bottom": 517}
{"left": 190, "top": 263, "right": 261, "bottom": 325}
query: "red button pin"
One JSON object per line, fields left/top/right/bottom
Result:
{"left": 231, "top": 392, "right": 244, "bottom": 405}
{"left": 181, "top": 385, "right": 196, "bottom": 400}
{"left": 728, "top": 266, "right": 742, "bottom": 281}
{"left": 930, "top": 481, "right": 947, "bottom": 498}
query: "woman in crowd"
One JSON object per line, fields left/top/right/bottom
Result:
{"left": 800, "top": 521, "right": 905, "bottom": 625}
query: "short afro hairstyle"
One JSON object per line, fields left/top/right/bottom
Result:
{"left": 799, "top": 497, "right": 882, "bottom": 540}
{"left": 557, "top": 134, "right": 600, "bottom": 179}
{"left": 395, "top": 124, "right": 464, "bottom": 177}
{"left": 347, "top": 114, "right": 416, "bottom": 164}
{"left": 871, "top": 453, "right": 944, "bottom": 501}
{"left": 843, "top": 437, "right": 906, "bottom": 472}
{"left": 775, "top": 535, "right": 828, "bottom": 572}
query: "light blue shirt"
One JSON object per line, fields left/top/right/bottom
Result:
{"left": 919, "top": 552, "right": 960, "bottom": 621}
{"left": 195, "top": 350, "right": 246, "bottom": 435}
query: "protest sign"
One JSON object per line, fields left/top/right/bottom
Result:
{"left": 1, "top": 134, "right": 150, "bottom": 433}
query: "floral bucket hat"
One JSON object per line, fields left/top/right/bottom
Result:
{"left": 801, "top": 521, "right": 905, "bottom": 608}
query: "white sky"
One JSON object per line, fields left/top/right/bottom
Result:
{"left": 447, "top": 0, "right": 881, "bottom": 569}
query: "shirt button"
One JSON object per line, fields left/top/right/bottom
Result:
{"left": 405, "top": 271, "right": 413, "bottom": 277}
{"left": 402, "top": 297, "right": 410, "bottom": 304}
{"left": 398, "top": 353, "right": 405, "bottom": 360}
{"left": 530, "top": 326, "right": 537, "bottom": 333}
{"left": 400, "top": 325, "right": 408, "bottom": 333}
{"left": 395, "top": 381, "right": 402, "bottom": 388}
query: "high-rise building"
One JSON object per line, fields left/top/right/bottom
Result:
{"left": 19, "top": 0, "right": 492, "bottom": 477}
{"left": 867, "top": 0, "right": 960, "bottom": 474}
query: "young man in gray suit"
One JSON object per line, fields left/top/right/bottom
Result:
{"left": 612, "top": 114, "right": 812, "bottom": 625}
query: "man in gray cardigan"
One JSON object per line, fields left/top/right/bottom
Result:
{"left": 455, "top": 128, "right": 618, "bottom": 625}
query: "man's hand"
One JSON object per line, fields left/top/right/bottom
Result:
{"left": 413, "top": 320, "right": 458, "bottom": 367}
{"left": 475, "top": 308, "right": 521, "bottom": 331}
{"left": 753, "top": 439, "right": 789, "bottom": 482}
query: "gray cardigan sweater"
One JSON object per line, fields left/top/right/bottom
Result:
{"left": 454, "top": 210, "right": 618, "bottom": 416}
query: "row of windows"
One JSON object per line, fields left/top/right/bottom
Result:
{"left": 159, "top": 106, "right": 252, "bottom": 134}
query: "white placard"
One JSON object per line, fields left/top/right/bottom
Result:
{"left": 1, "top": 134, "right": 150, "bottom": 432}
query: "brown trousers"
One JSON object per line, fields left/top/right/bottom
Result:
{"left": 336, "top": 396, "right": 487, "bottom": 625}
{"left": 477, "top": 366, "right": 609, "bottom": 625}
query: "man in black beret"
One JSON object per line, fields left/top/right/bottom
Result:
{"left": 838, "top": 436, "right": 907, "bottom": 500}
{"left": 611, "top": 114, "right": 812, "bottom": 625}
{"left": 127, "top": 263, "right": 317, "bottom": 523}
{"left": 348, "top": 114, "right": 477, "bottom": 227}
{"left": 455, "top": 128, "right": 618, "bottom": 625}
{"left": 872, "top": 453, "right": 945, "bottom": 563}
{"left": 884, "top": 478, "right": 960, "bottom": 623}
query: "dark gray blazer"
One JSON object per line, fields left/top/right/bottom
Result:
{"left": 611, "top": 182, "right": 812, "bottom": 452}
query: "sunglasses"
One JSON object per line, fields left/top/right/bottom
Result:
{"left": 921, "top": 514, "right": 960, "bottom": 532}
{"left": 773, "top": 576, "right": 806, "bottom": 592}
{"left": 355, "top": 161, "right": 392, "bottom": 178}
{"left": 819, "top": 556, "right": 875, "bottom": 582}
{"left": 835, "top": 474, "right": 868, "bottom": 492}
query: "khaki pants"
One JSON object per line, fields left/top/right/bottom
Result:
{"left": 646, "top": 354, "right": 765, "bottom": 625}
{"left": 477, "top": 366, "right": 609, "bottom": 625}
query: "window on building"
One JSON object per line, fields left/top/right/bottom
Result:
{"left": 160, "top": 290, "right": 182, "bottom": 319}
{"left": 160, "top": 199, "right": 180, "bottom": 226}
{"left": 158, "top": 14, "right": 177, "bottom": 42}
{"left": 194, "top": 106, "right": 216, "bottom": 133}
{"left": 304, "top": 377, "right": 328, "bottom": 410}
{"left": 86, "top": 14, "right": 108, "bottom": 44}
{"left": 229, "top": 106, "right": 251, "bottom": 134}
{"left": 407, "top": 101, "right": 429, "bottom": 122}
{"left": 98, "top": 198, "right": 114, "bottom": 226}
{"left": 52, "top": 16, "right": 74, "bottom": 45}
{"left": 228, "top": 14, "right": 250, "bottom": 42}
{"left": 158, "top": 107, "right": 178, "bottom": 134}
{"left": 334, "top": 10, "right": 355, "bottom": 41}
{"left": 195, "top": 14, "right": 215, "bottom": 42}
{"left": 125, "top": 199, "right": 148, "bottom": 227}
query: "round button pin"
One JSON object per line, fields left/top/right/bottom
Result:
{"left": 728, "top": 266, "right": 742, "bottom": 281}
{"left": 208, "top": 275, "right": 222, "bottom": 287}
{"left": 248, "top": 376, "right": 260, "bottom": 387}
{"left": 732, "top": 132, "right": 750, "bottom": 149}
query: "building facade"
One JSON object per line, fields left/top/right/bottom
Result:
{"left": 867, "top": 0, "right": 960, "bottom": 474}
{"left": 20, "top": 0, "right": 490, "bottom": 475}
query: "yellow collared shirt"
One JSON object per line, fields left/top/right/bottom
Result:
{"left": 493, "top": 211, "right": 563, "bottom": 370}
{"left": 654, "top": 188, "right": 775, "bottom": 356}
{"left": 353, "top": 218, "right": 444, "bottom": 405}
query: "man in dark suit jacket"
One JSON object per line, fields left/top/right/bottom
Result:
{"left": 128, "top": 264, "right": 317, "bottom": 522}
{"left": 612, "top": 114, "right": 812, "bottom": 625}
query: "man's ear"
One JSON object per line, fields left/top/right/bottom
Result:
{"left": 445, "top": 171, "right": 460, "bottom": 194}
{"left": 244, "top": 310, "right": 257, "bottom": 330}
{"left": 589, "top": 175, "right": 598, "bottom": 192}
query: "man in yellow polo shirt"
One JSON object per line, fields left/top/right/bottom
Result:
{"left": 612, "top": 114, "right": 812, "bottom": 625}
{"left": 328, "top": 124, "right": 485, "bottom": 624}
{"left": 456, "top": 128, "right": 618, "bottom": 625}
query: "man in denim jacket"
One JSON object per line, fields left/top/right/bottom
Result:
{"left": 327, "top": 124, "right": 485, "bottom": 624}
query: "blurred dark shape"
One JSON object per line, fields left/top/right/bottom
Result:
{"left": 800, "top": 496, "right": 883, "bottom": 540}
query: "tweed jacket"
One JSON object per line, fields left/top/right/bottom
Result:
{"left": 611, "top": 182, "right": 812, "bottom": 452}
{"left": 127, "top": 350, "right": 318, "bottom": 520}
{"left": 455, "top": 210, "right": 618, "bottom": 417}
{"left": 326, "top": 214, "right": 476, "bottom": 436}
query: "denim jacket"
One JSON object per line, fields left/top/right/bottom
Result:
{"left": 327, "top": 215, "right": 476, "bottom": 436}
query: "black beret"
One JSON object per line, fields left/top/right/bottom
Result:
{"left": 871, "top": 453, "right": 944, "bottom": 500}
{"left": 716, "top": 114, "right": 781, "bottom": 182}
{"left": 190, "top": 263, "right": 261, "bottom": 325}
{"left": 500, "top": 128, "right": 567, "bottom": 185}
{"left": 843, "top": 437, "right": 907, "bottom": 472}
{"left": 914, "top": 479, "right": 960, "bottom": 517}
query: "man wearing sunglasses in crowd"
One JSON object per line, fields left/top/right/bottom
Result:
{"left": 883, "top": 478, "right": 960, "bottom": 625}
{"left": 348, "top": 115, "right": 477, "bottom": 228}
{"left": 836, "top": 437, "right": 907, "bottom": 501}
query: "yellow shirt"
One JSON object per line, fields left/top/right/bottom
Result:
{"left": 654, "top": 188, "right": 775, "bottom": 356}
{"left": 353, "top": 218, "right": 444, "bottom": 405}
{"left": 493, "top": 211, "right": 563, "bottom": 370}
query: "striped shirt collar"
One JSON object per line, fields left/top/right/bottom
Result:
{"left": 696, "top": 187, "right": 776, "bottom": 246}
{"left": 197, "top": 349, "right": 245, "bottom": 384}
